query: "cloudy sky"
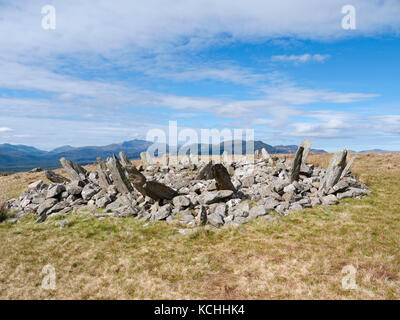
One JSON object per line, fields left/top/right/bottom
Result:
{"left": 0, "top": 0, "right": 399, "bottom": 151}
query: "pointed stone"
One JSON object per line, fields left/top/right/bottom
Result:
{"left": 106, "top": 155, "right": 133, "bottom": 194}
{"left": 196, "top": 161, "right": 214, "bottom": 180}
{"left": 97, "top": 158, "right": 108, "bottom": 171}
{"left": 340, "top": 156, "right": 356, "bottom": 179}
{"left": 124, "top": 164, "right": 147, "bottom": 196}
{"left": 161, "top": 154, "right": 169, "bottom": 166}
{"left": 96, "top": 158, "right": 112, "bottom": 190}
{"left": 222, "top": 150, "right": 232, "bottom": 165}
{"left": 60, "top": 158, "right": 87, "bottom": 181}
{"left": 291, "top": 146, "right": 304, "bottom": 182}
{"left": 300, "top": 140, "right": 312, "bottom": 165}
{"left": 319, "top": 149, "right": 347, "bottom": 194}
{"left": 261, "top": 148, "right": 271, "bottom": 160}
{"left": 190, "top": 154, "right": 198, "bottom": 165}
{"left": 119, "top": 152, "right": 130, "bottom": 166}
{"left": 140, "top": 151, "right": 151, "bottom": 167}
{"left": 212, "top": 164, "right": 236, "bottom": 192}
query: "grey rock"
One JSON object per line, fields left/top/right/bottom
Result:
{"left": 115, "top": 205, "right": 138, "bottom": 217}
{"left": 263, "top": 197, "right": 280, "bottom": 210}
{"left": 28, "top": 180, "right": 44, "bottom": 190}
{"left": 289, "top": 203, "right": 303, "bottom": 212}
{"left": 37, "top": 198, "right": 58, "bottom": 215}
{"left": 60, "top": 157, "right": 87, "bottom": 181}
{"left": 199, "top": 190, "right": 233, "bottom": 205}
{"left": 241, "top": 175, "right": 254, "bottom": 188}
{"left": 154, "top": 204, "right": 172, "bottom": 220}
{"left": 249, "top": 205, "right": 268, "bottom": 218}
{"left": 319, "top": 150, "right": 347, "bottom": 194}
{"left": 45, "top": 170, "right": 70, "bottom": 184}
{"left": 173, "top": 195, "right": 191, "bottom": 209}
{"left": 106, "top": 155, "right": 133, "bottom": 194}
{"left": 46, "top": 184, "right": 66, "bottom": 199}
{"left": 196, "top": 206, "right": 208, "bottom": 226}
{"left": 177, "top": 228, "right": 199, "bottom": 235}
{"left": 291, "top": 146, "right": 304, "bottom": 182}
{"left": 321, "top": 194, "right": 339, "bottom": 205}
{"left": 340, "top": 156, "right": 356, "bottom": 179}
{"left": 81, "top": 185, "right": 98, "bottom": 201}
{"left": 233, "top": 216, "right": 250, "bottom": 224}
{"left": 47, "top": 201, "right": 68, "bottom": 215}
{"left": 207, "top": 212, "right": 224, "bottom": 228}
{"left": 311, "top": 197, "right": 321, "bottom": 207}
{"left": 96, "top": 196, "right": 112, "bottom": 208}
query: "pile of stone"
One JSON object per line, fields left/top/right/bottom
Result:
{"left": 5, "top": 140, "right": 369, "bottom": 230}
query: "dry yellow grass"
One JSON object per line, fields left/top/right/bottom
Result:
{"left": 0, "top": 153, "right": 399, "bottom": 299}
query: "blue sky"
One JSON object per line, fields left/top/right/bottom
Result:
{"left": 0, "top": 0, "right": 399, "bottom": 151}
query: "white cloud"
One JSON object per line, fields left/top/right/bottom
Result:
{"left": 271, "top": 54, "right": 330, "bottom": 64}
{"left": 1, "top": 1, "right": 399, "bottom": 63}
{"left": 263, "top": 84, "right": 379, "bottom": 104}
{"left": 0, "top": 127, "right": 13, "bottom": 132}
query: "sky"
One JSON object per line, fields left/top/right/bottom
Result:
{"left": 0, "top": 0, "right": 399, "bottom": 152}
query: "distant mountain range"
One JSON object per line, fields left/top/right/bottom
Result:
{"left": 0, "top": 139, "right": 396, "bottom": 172}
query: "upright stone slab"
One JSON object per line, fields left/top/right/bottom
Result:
{"left": 291, "top": 146, "right": 304, "bottom": 182}
{"left": 161, "top": 154, "right": 169, "bottom": 166}
{"left": 180, "top": 154, "right": 191, "bottom": 166}
{"left": 189, "top": 154, "right": 198, "bottom": 165}
{"left": 96, "top": 158, "right": 112, "bottom": 190}
{"left": 254, "top": 150, "right": 260, "bottom": 159}
{"left": 97, "top": 157, "right": 108, "bottom": 171}
{"left": 140, "top": 152, "right": 149, "bottom": 168}
{"left": 124, "top": 164, "right": 147, "bottom": 196}
{"left": 340, "top": 156, "right": 356, "bottom": 179}
{"left": 319, "top": 149, "right": 347, "bottom": 194}
{"left": 212, "top": 164, "right": 237, "bottom": 192}
{"left": 106, "top": 155, "right": 133, "bottom": 194}
{"left": 299, "top": 140, "right": 312, "bottom": 165}
{"left": 196, "top": 161, "right": 214, "bottom": 180}
{"left": 119, "top": 152, "right": 130, "bottom": 166}
{"left": 261, "top": 148, "right": 270, "bottom": 160}
{"left": 60, "top": 158, "right": 86, "bottom": 181}
{"left": 222, "top": 151, "right": 230, "bottom": 165}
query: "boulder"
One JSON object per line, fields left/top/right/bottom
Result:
{"left": 291, "top": 146, "right": 304, "bottom": 182}
{"left": 212, "top": 164, "right": 236, "bottom": 192}
{"left": 207, "top": 212, "right": 224, "bottom": 228}
{"left": 321, "top": 194, "right": 339, "bottom": 205}
{"left": 199, "top": 190, "right": 234, "bottom": 205}
{"left": 45, "top": 170, "right": 69, "bottom": 184}
{"left": 46, "top": 184, "right": 66, "bottom": 199}
{"left": 319, "top": 150, "right": 347, "bottom": 194}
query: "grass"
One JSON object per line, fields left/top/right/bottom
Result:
{"left": 0, "top": 198, "right": 12, "bottom": 223}
{"left": 0, "top": 153, "right": 399, "bottom": 299}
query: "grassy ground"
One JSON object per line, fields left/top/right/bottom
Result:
{"left": 0, "top": 153, "right": 399, "bottom": 299}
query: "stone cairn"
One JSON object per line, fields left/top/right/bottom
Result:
{"left": 5, "top": 141, "right": 369, "bottom": 232}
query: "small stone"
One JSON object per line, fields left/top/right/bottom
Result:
{"left": 66, "top": 184, "right": 83, "bottom": 196}
{"left": 28, "top": 180, "right": 44, "bottom": 190}
{"left": 96, "top": 196, "right": 112, "bottom": 208}
{"left": 46, "top": 184, "right": 66, "bottom": 198}
{"left": 321, "top": 194, "right": 339, "bottom": 205}
{"left": 37, "top": 198, "right": 58, "bottom": 215}
{"left": 207, "top": 212, "right": 224, "bottom": 228}
{"left": 173, "top": 195, "right": 191, "bottom": 209}
{"left": 249, "top": 205, "right": 268, "bottom": 218}
{"left": 81, "top": 185, "right": 98, "bottom": 201}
